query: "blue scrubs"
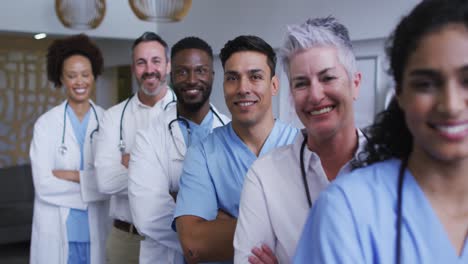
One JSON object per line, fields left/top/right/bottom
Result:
{"left": 178, "top": 110, "right": 214, "bottom": 147}
{"left": 293, "top": 159, "right": 468, "bottom": 264}
{"left": 175, "top": 120, "right": 298, "bottom": 221}
{"left": 66, "top": 107, "right": 91, "bottom": 264}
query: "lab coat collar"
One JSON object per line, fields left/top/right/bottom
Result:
{"left": 296, "top": 128, "right": 368, "bottom": 179}
{"left": 132, "top": 86, "right": 176, "bottom": 110}
{"left": 167, "top": 102, "right": 226, "bottom": 161}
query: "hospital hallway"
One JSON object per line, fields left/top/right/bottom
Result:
{"left": 0, "top": 242, "right": 29, "bottom": 264}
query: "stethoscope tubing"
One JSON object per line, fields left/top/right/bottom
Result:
{"left": 118, "top": 92, "right": 176, "bottom": 153}
{"left": 168, "top": 106, "right": 225, "bottom": 157}
{"left": 60, "top": 100, "right": 100, "bottom": 155}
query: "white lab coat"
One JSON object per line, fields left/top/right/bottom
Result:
{"left": 234, "top": 130, "right": 367, "bottom": 263}
{"left": 29, "top": 100, "right": 111, "bottom": 264}
{"left": 128, "top": 104, "right": 230, "bottom": 264}
{"left": 94, "top": 90, "right": 176, "bottom": 263}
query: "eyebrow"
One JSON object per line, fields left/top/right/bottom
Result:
{"left": 248, "top": 69, "right": 264, "bottom": 75}
{"left": 291, "top": 67, "right": 336, "bottom": 81}
{"left": 408, "top": 69, "right": 440, "bottom": 77}
{"left": 318, "top": 67, "right": 336, "bottom": 75}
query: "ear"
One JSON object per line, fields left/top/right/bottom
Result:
{"left": 395, "top": 87, "right": 405, "bottom": 109}
{"left": 271, "top": 75, "right": 280, "bottom": 96}
{"left": 166, "top": 61, "right": 171, "bottom": 75}
{"left": 351, "top": 72, "right": 362, "bottom": 100}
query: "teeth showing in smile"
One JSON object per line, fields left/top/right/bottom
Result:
{"left": 310, "top": 106, "right": 333, "bottom": 116}
{"left": 238, "top": 102, "right": 254, "bottom": 107}
{"left": 185, "top": 89, "right": 200, "bottom": 95}
{"left": 74, "top": 88, "right": 86, "bottom": 94}
{"left": 435, "top": 123, "right": 468, "bottom": 134}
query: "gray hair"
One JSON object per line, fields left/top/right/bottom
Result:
{"left": 280, "top": 16, "right": 357, "bottom": 80}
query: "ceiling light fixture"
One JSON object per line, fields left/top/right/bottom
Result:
{"left": 55, "top": 0, "right": 106, "bottom": 29}
{"left": 129, "top": 0, "right": 192, "bottom": 22}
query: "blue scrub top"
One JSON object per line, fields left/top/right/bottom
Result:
{"left": 174, "top": 120, "right": 298, "bottom": 222}
{"left": 293, "top": 159, "right": 468, "bottom": 264}
{"left": 178, "top": 110, "right": 214, "bottom": 147}
{"left": 66, "top": 107, "right": 90, "bottom": 243}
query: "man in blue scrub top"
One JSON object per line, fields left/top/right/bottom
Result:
{"left": 174, "top": 35, "right": 298, "bottom": 263}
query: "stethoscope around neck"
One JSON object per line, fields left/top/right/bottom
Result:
{"left": 118, "top": 92, "right": 176, "bottom": 153}
{"left": 299, "top": 130, "right": 370, "bottom": 208}
{"left": 58, "top": 101, "right": 100, "bottom": 156}
{"left": 167, "top": 106, "right": 225, "bottom": 156}
{"left": 299, "top": 131, "right": 407, "bottom": 264}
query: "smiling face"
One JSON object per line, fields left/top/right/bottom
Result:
{"left": 61, "top": 55, "right": 95, "bottom": 104}
{"left": 398, "top": 24, "right": 468, "bottom": 163}
{"left": 171, "top": 48, "right": 213, "bottom": 112}
{"left": 289, "top": 46, "right": 360, "bottom": 140}
{"left": 223, "top": 51, "right": 279, "bottom": 127}
{"left": 132, "top": 41, "right": 170, "bottom": 98}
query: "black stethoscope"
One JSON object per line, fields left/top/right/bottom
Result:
{"left": 167, "top": 106, "right": 225, "bottom": 156}
{"left": 300, "top": 131, "right": 406, "bottom": 264}
{"left": 118, "top": 92, "right": 176, "bottom": 153}
{"left": 58, "top": 101, "right": 99, "bottom": 156}
{"left": 299, "top": 130, "right": 370, "bottom": 208}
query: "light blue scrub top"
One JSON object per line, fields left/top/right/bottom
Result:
{"left": 293, "top": 159, "right": 468, "bottom": 264}
{"left": 66, "top": 107, "right": 90, "bottom": 243}
{"left": 174, "top": 120, "right": 298, "bottom": 221}
{"left": 178, "top": 110, "right": 214, "bottom": 147}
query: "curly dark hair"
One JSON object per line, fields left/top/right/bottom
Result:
{"left": 354, "top": 0, "right": 468, "bottom": 168}
{"left": 220, "top": 35, "right": 276, "bottom": 77}
{"left": 46, "top": 34, "right": 103, "bottom": 88}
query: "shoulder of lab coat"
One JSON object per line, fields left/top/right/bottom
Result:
{"left": 30, "top": 100, "right": 86, "bottom": 210}
{"left": 128, "top": 103, "right": 228, "bottom": 254}
{"left": 94, "top": 98, "right": 130, "bottom": 195}
{"left": 129, "top": 105, "right": 183, "bottom": 253}
{"left": 80, "top": 101, "right": 111, "bottom": 202}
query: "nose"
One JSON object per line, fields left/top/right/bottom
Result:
{"left": 307, "top": 81, "right": 325, "bottom": 105}
{"left": 437, "top": 80, "right": 466, "bottom": 116}
{"left": 187, "top": 70, "right": 198, "bottom": 85}
{"left": 237, "top": 76, "right": 251, "bottom": 95}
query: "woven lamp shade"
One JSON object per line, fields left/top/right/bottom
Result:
{"left": 55, "top": 0, "right": 106, "bottom": 29}
{"left": 129, "top": 0, "right": 192, "bottom": 22}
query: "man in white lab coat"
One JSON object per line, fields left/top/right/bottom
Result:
{"left": 94, "top": 32, "right": 175, "bottom": 264}
{"left": 128, "top": 36, "right": 230, "bottom": 264}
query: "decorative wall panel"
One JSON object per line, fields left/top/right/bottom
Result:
{"left": 0, "top": 49, "right": 65, "bottom": 167}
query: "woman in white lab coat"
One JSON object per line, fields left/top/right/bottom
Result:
{"left": 29, "top": 34, "right": 110, "bottom": 264}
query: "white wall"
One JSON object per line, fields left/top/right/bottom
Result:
{"left": 0, "top": 0, "right": 157, "bottom": 39}
{"left": 158, "top": 0, "right": 421, "bottom": 51}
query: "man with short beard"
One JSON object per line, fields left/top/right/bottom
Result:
{"left": 127, "top": 36, "right": 230, "bottom": 264}
{"left": 94, "top": 32, "right": 176, "bottom": 264}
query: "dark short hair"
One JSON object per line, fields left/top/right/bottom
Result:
{"left": 46, "top": 34, "right": 103, "bottom": 88}
{"left": 220, "top": 35, "right": 276, "bottom": 77}
{"left": 171, "top": 36, "right": 213, "bottom": 60}
{"left": 132, "top": 31, "right": 169, "bottom": 60}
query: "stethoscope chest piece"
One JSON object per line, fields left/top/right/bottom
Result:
{"left": 118, "top": 140, "right": 126, "bottom": 154}
{"left": 59, "top": 144, "right": 68, "bottom": 155}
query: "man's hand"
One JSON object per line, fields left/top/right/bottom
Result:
{"left": 121, "top": 153, "right": 130, "bottom": 168}
{"left": 248, "top": 244, "right": 278, "bottom": 264}
{"left": 52, "top": 170, "right": 80, "bottom": 183}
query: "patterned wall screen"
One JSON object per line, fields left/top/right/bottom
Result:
{"left": 0, "top": 47, "right": 65, "bottom": 168}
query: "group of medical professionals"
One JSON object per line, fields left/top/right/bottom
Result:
{"left": 28, "top": 0, "right": 467, "bottom": 263}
